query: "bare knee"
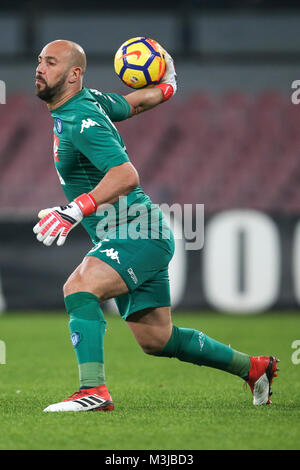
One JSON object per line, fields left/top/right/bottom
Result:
{"left": 127, "top": 307, "right": 172, "bottom": 356}
{"left": 63, "top": 257, "right": 128, "bottom": 300}
{"left": 63, "top": 268, "right": 103, "bottom": 299}
{"left": 63, "top": 270, "right": 87, "bottom": 297}
{"left": 141, "top": 342, "right": 164, "bottom": 356}
{"left": 138, "top": 335, "right": 170, "bottom": 355}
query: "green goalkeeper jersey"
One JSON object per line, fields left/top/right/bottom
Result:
{"left": 50, "top": 87, "right": 156, "bottom": 243}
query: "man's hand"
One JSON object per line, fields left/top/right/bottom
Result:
{"left": 124, "top": 49, "right": 177, "bottom": 116}
{"left": 33, "top": 202, "right": 83, "bottom": 246}
{"left": 33, "top": 193, "right": 97, "bottom": 246}
{"left": 155, "top": 50, "right": 177, "bottom": 101}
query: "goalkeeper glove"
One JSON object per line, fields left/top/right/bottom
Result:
{"left": 33, "top": 193, "right": 97, "bottom": 246}
{"left": 155, "top": 50, "right": 177, "bottom": 101}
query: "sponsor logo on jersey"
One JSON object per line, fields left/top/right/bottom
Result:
{"left": 100, "top": 248, "right": 120, "bottom": 264}
{"left": 80, "top": 118, "right": 101, "bottom": 133}
{"left": 53, "top": 133, "right": 59, "bottom": 162}
{"left": 55, "top": 117, "right": 63, "bottom": 134}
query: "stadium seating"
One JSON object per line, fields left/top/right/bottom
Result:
{"left": 0, "top": 90, "right": 299, "bottom": 214}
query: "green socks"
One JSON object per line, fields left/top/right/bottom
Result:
{"left": 64, "top": 292, "right": 106, "bottom": 388}
{"left": 64, "top": 293, "right": 250, "bottom": 386}
{"left": 155, "top": 325, "right": 250, "bottom": 379}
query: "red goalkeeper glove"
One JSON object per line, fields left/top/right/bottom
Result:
{"left": 155, "top": 50, "right": 177, "bottom": 102}
{"left": 33, "top": 193, "right": 97, "bottom": 246}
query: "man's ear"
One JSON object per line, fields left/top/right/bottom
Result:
{"left": 69, "top": 66, "right": 82, "bottom": 84}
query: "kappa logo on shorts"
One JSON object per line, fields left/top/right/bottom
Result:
{"left": 88, "top": 238, "right": 110, "bottom": 254}
{"left": 100, "top": 248, "right": 120, "bottom": 264}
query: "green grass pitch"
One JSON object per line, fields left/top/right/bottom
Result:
{"left": 0, "top": 311, "right": 299, "bottom": 450}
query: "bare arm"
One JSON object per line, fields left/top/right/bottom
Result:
{"left": 89, "top": 161, "right": 140, "bottom": 207}
{"left": 124, "top": 88, "right": 164, "bottom": 117}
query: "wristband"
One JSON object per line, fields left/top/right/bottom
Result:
{"left": 155, "top": 83, "right": 174, "bottom": 102}
{"left": 74, "top": 193, "right": 97, "bottom": 217}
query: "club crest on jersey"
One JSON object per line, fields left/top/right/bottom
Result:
{"left": 80, "top": 118, "right": 101, "bottom": 133}
{"left": 55, "top": 117, "right": 63, "bottom": 134}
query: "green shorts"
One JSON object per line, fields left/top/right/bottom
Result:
{"left": 86, "top": 232, "right": 175, "bottom": 320}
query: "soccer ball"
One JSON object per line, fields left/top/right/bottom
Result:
{"left": 114, "top": 37, "right": 166, "bottom": 89}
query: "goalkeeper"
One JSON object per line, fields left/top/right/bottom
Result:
{"left": 34, "top": 40, "right": 279, "bottom": 412}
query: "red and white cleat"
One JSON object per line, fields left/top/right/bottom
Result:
{"left": 43, "top": 385, "right": 114, "bottom": 412}
{"left": 246, "top": 356, "right": 280, "bottom": 405}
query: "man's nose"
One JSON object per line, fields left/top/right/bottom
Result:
{"left": 36, "top": 62, "right": 45, "bottom": 74}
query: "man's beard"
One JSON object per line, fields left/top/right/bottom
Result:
{"left": 35, "top": 73, "right": 68, "bottom": 103}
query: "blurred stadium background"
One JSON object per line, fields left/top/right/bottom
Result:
{"left": 1, "top": 0, "right": 300, "bottom": 314}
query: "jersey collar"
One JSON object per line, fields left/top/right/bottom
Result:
{"left": 50, "top": 88, "right": 88, "bottom": 114}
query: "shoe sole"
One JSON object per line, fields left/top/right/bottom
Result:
{"left": 93, "top": 400, "right": 114, "bottom": 412}
{"left": 265, "top": 356, "right": 280, "bottom": 404}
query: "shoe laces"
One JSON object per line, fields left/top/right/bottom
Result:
{"left": 67, "top": 389, "right": 91, "bottom": 400}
